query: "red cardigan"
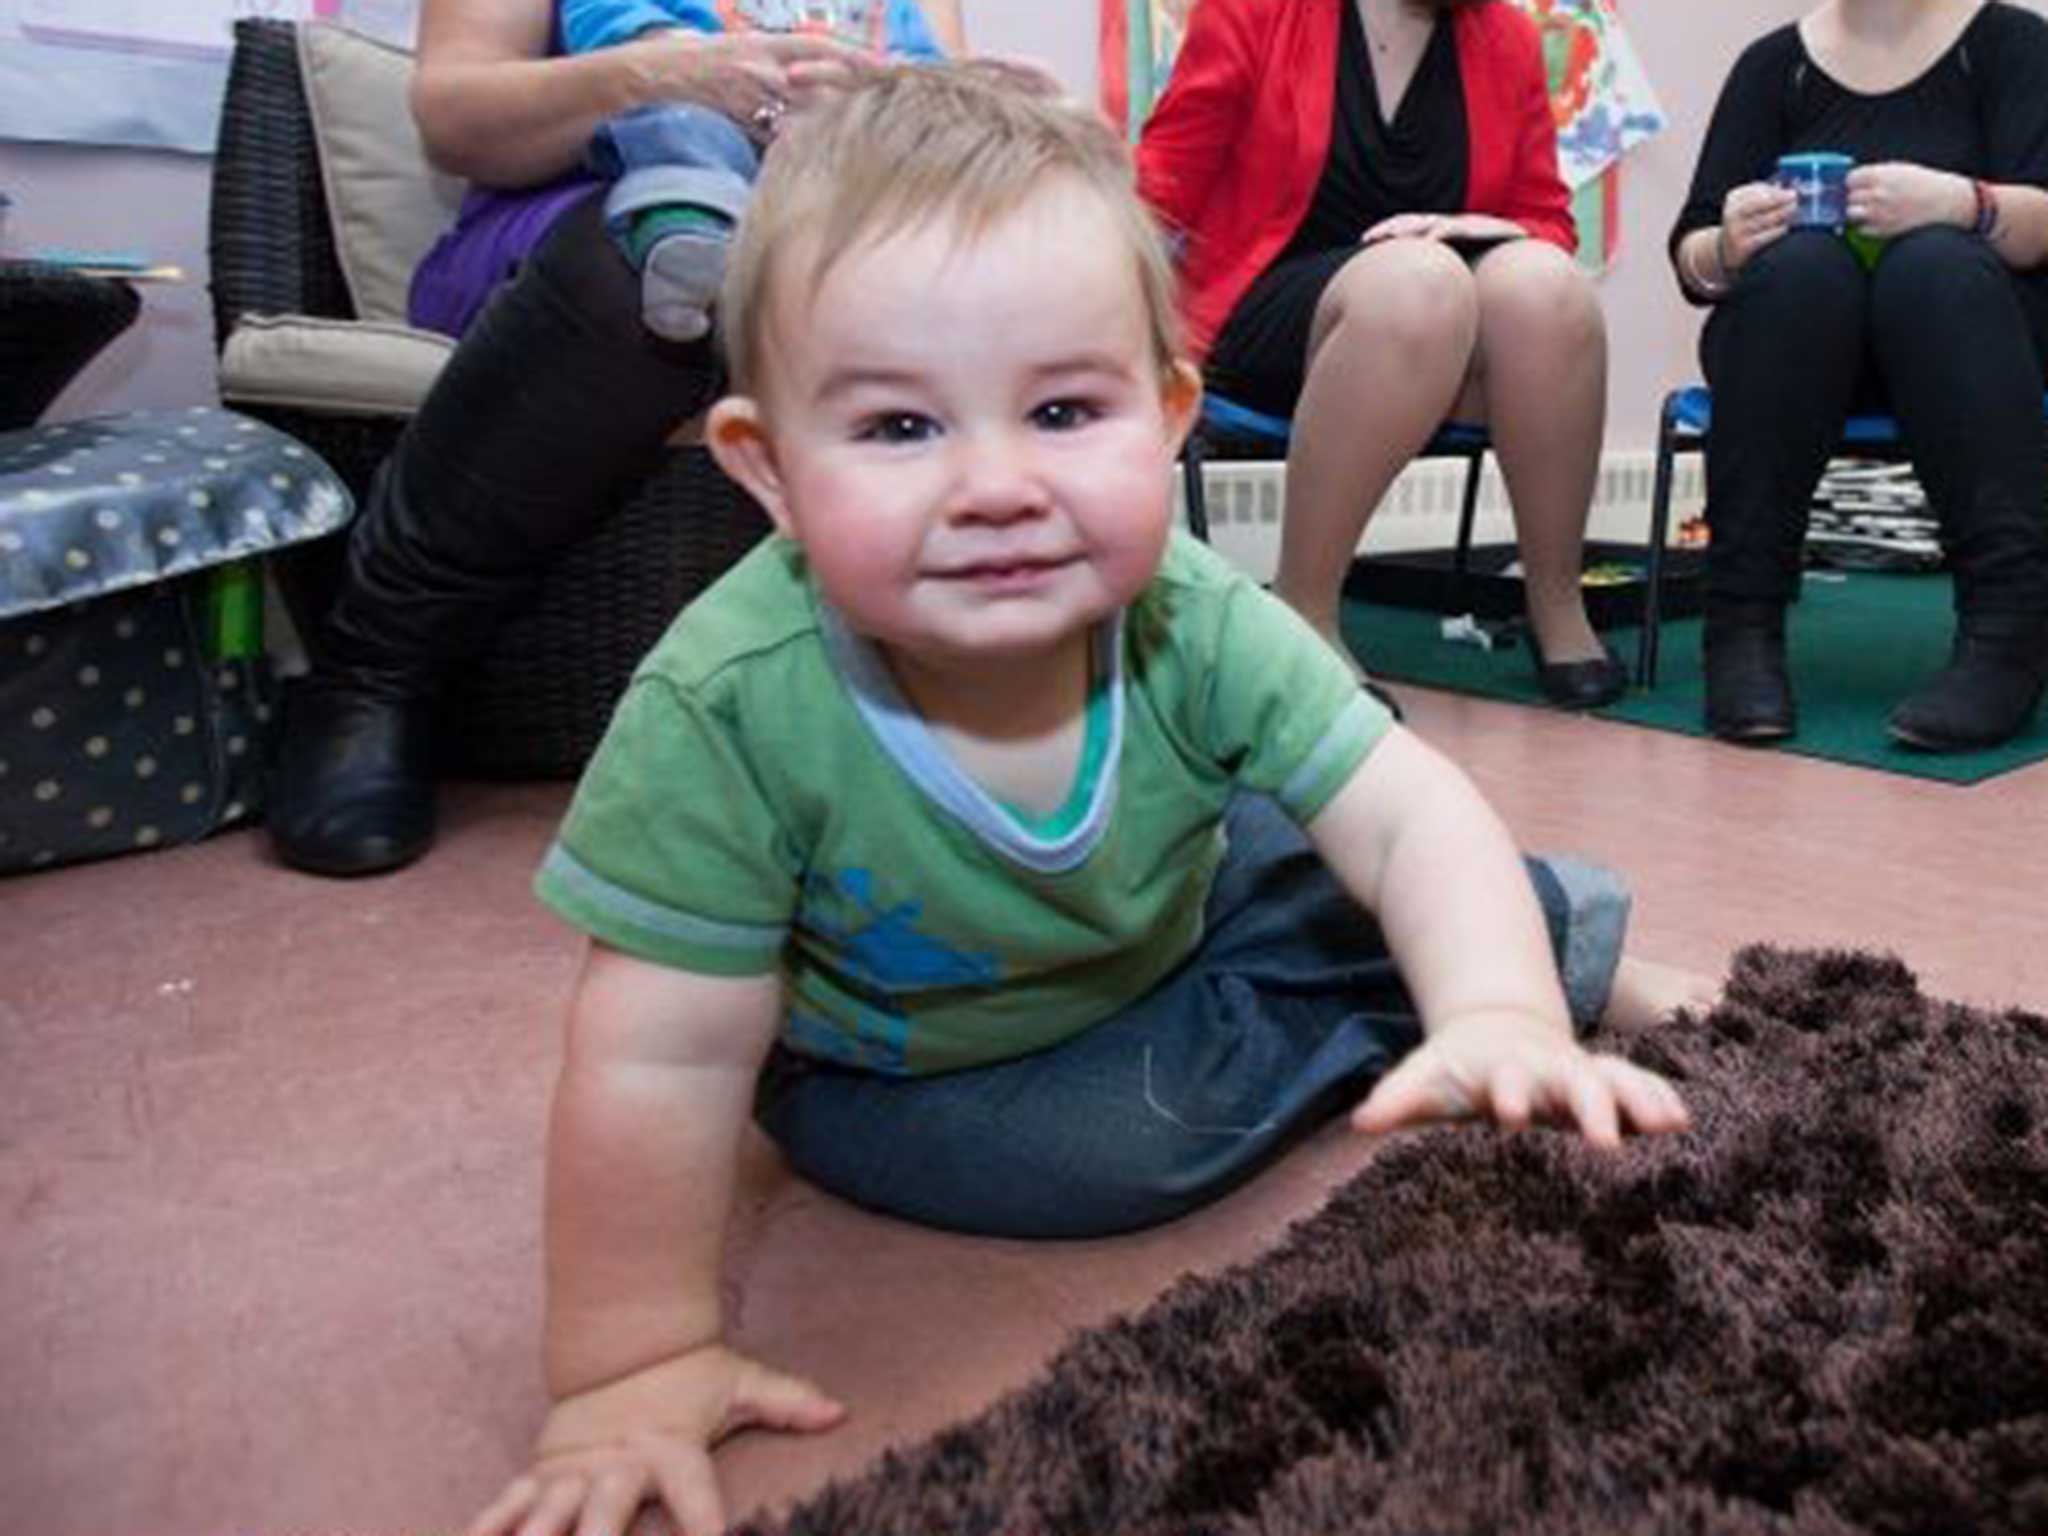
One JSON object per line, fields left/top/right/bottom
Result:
{"left": 1136, "top": 0, "right": 1575, "bottom": 359}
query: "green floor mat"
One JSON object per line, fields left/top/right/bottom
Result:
{"left": 1342, "top": 570, "right": 2048, "bottom": 785}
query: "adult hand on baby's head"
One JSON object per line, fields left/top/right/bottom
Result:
{"left": 1350, "top": 1013, "right": 1690, "bottom": 1148}
{"left": 466, "top": 1344, "right": 845, "bottom": 1536}
{"left": 1717, "top": 181, "right": 1798, "bottom": 273}
{"left": 636, "top": 29, "right": 880, "bottom": 135}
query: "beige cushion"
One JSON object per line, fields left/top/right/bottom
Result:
{"left": 219, "top": 312, "right": 455, "bottom": 416}
{"left": 297, "top": 22, "right": 465, "bottom": 325}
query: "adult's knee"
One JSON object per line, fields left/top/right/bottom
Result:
{"left": 1476, "top": 241, "right": 1604, "bottom": 352}
{"left": 1736, "top": 228, "right": 1863, "bottom": 313}
{"left": 1312, "top": 242, "right": 1478, "bottom": 364}
{"left": 516, "top": 192, "right": 645, "bottom": 342}
{"left": 1707, "top": 230, "right": 1864, "bottom": 379}
{"left": 1868, "top": 224, "right": 2011, "bottom": 337}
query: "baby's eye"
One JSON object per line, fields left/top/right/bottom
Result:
{"left": 854, "top": 411, "right": 938, "bottom": 444}
{"left": 1031, "top": 398, "right": 1101, "bottom": 432}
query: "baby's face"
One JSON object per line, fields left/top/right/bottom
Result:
{"left": 740, "top": 178, "right": 1197, "bottom": 667}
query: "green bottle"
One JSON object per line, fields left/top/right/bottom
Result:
{"left": 1844, "top": 226, "right": 1886, "bottom": 271}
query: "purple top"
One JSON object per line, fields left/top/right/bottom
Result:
{"left": 405, "top": 17, "right": 593, "bottom": 339}
{"left": 407, "top": 176, "right": 599, "bottom": 337}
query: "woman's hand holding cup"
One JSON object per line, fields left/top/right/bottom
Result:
{"left": 1843, "top": 162, "right": 1975, "bottom": 240}
{"left": 1717, "top": 181, "right": 1798, "bottom": 275}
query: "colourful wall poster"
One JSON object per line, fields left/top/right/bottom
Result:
{"left": 1521, "top": 0, "right": 1664, "bottom": 190}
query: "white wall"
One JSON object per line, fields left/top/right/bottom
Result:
{"left": 965, "top": 0, "right": 1097, "bottom": 101}
{"left": 0, "top": 140, "right": 217, "bottom": 419}
{"left": 8, "top": 1, "right": 2039, "bottom": 443}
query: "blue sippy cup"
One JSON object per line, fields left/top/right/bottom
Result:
{"left": 1775, "top": 152, "right": 1854, "bottom": 233}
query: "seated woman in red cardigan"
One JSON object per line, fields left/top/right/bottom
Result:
{"left": 1137, "top": 0, "right": 1625, "bottom": 708}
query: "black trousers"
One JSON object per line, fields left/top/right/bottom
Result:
{"left": 1700, "top": 225, "right": 2048, "bottom": 616}
{"left": 321, "top": 195, "right": 722, "bottom": 685}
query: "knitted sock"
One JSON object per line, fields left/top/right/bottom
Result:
{"left": 626, "top": 204, "right": 732, "bottom": 268}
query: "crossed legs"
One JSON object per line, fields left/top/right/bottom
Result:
{"left": 1271, "top": 237, "right": 1608, "bottom": 676}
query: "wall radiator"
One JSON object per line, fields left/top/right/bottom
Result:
{"left": 1182, "top": 450, "right": 1708, "bottom": 584}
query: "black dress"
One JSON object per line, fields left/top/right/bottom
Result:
{"left": 1205, "top": 2, "right": 1469, "bottom": 417}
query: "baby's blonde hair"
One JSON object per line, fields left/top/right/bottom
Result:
{"left": 719, "top": 62, "right": 1184, "bottom": 394}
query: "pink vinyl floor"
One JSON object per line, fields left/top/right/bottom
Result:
{"left": 6, "top": 683, "right": 2044, "bottom": 1535}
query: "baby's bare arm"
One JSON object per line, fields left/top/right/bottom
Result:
{"left": 1309, "top": 728, "right": 1570, "bottom": 1038}
{"left": 468, "top": 946, "right": 843, "bottom": 1536}
{"left": 1305, "top": 730, "right": 1689, "bottom": 1144}
{"left": 544, "top": 944, "right": 780, "bottom": 1393}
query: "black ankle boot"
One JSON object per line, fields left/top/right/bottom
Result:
{"left": 269, "top": 674, "right": 437, "bottom": 876}
{"left": 1703, "top": 603, "right": 1796, "bottom": 744}
{"left": 1888, "top": 613, "right": 2048, "bottom": 751}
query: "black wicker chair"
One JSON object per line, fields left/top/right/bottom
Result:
{"left": 0, "top": 262, "right": 143, "bottom": 431}
{"left": 207, "top": 18, "right": 770, "bottom": 778}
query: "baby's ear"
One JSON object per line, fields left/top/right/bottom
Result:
{"left": 1159, "top": 359, "right": 1203, "bottom": 458}
{"left": 706, "top": 396, "right": 795, "bottom": 537}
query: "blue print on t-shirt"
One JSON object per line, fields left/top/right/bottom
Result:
{"left": 785, "top": 868, "right": 1000, "bottom": 1072}
{"left": 806, "top": 868, "right": 1001, "bottom": 992}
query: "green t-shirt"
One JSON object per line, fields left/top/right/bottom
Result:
{"left": 535, "top": 531, "right": 1391, "bottom": 1075}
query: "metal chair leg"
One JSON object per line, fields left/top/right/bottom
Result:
{"left": 1642, "top": 402, "right": 1680, "bottom": 689}
{"left": 1448, "top": 445, "right": 1484, "bottom": 614}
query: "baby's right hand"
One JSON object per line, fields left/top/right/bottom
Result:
{"left": 466, "top": 1345, "right": 845, "bottom": 1536}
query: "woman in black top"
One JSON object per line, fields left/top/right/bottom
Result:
{"left": 1671, "top": 0, "right": 2048, "bottom": 750}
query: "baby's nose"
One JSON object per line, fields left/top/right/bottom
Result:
{"left": 950, "top": 432, "right": 1048, "bottom": 519}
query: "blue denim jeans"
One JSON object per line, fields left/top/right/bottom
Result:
{"left": 588, "top": 102, "right": 759, "bottom": 257}
{"left": 755, "top": 795, "right": 1628, "bottom": 1239}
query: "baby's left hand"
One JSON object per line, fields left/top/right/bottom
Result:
{"left": 1845, "top": 162, "right": 1974, "bottom": 241}
{"left": 1351, "top": 1013, "right": 1689, "bottom": 1148}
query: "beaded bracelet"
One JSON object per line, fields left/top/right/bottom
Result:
{"left": 1682, "top": 230, "right": 1730, "bottom": 299}
{"left": 1972, "top": 178, "right": 2001, "bottom": 239}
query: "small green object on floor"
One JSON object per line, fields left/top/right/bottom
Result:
{"left": 1341, "top": 570, "right": 2048, "bottom": 785}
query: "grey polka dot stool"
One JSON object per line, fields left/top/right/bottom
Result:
{"left": 0, "top": 406, "right": 352, "bottom": 874}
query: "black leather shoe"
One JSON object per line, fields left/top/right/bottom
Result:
{"left": 1887, "top": 619, "right": 2048, "bottom": 751}
{"left": 268, "top": 676, "right": 437, "bottom": 876}
{"left": 1703, "top": 615, "right": 1796, "bottom": 744}
{"left": 1530, "top": 637, "right": 1628, "bottom": 710}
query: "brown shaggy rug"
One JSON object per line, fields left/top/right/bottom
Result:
{"left": 740, "top": 947, "right": 2048, "bottom": 1535}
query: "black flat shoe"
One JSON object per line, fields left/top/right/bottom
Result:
{"left": 1703, "top": 617, "right": 1796, "bottom": 744}
{"left": 269, "top": 676, "right": 437, "bottom": 877}
{"left": 1530, "top": 638, "right": 1628, "bottom": 710}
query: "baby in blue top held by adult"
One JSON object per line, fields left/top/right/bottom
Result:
{"left": 561, "top": 0, "right": 945, "bottom": 340}
{"left": 473, "top": 62, "right": 1700, "bottom": 1536}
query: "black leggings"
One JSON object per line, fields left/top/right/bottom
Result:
{"left": 323, "top": 194, "right": 722, "bottom": 678}
{"left": 1699, "top": 225, "right": 2048, "bottom": 616}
